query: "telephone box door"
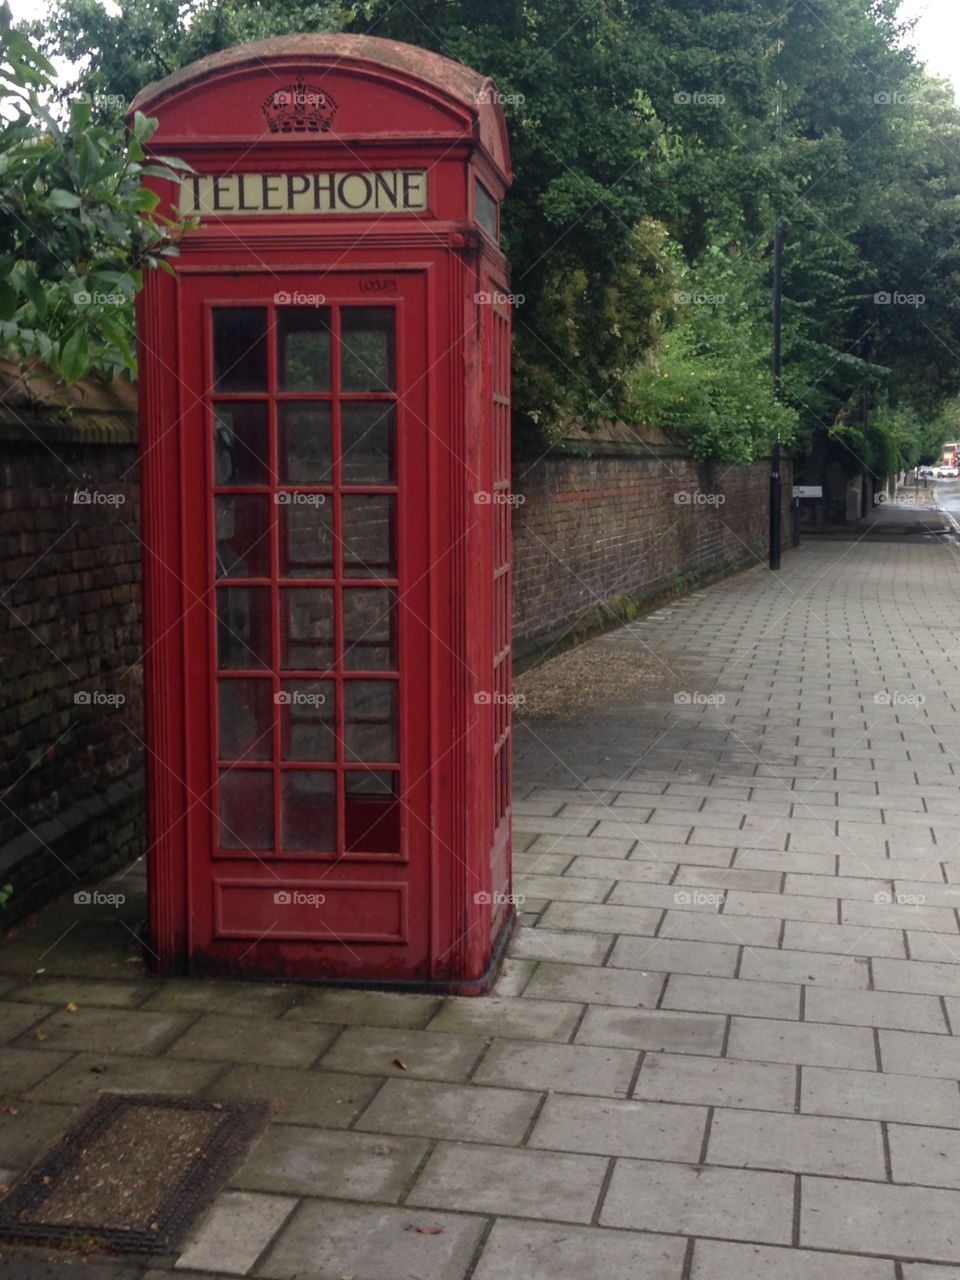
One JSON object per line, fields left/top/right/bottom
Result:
{"left": 177, "top": 272, "right": 432, "bottom": 980}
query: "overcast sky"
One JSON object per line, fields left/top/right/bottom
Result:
{"left": 8, "top": 0, "right": 960, "bottom": 100}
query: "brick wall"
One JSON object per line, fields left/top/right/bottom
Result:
{"left": 0, "top": 392, "right": 789, "bottom": 923}
{"left": 512, "top": 439, "right": 792, "bottom": 663}
{"left": 0, "top": 386, "right": 145, "bottom": 924}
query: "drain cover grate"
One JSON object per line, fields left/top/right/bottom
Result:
{"left": 0, "top": 1094, "right": 264, "bottom": 1255}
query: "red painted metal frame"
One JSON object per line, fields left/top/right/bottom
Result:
{"left": 132, "top": 36, "right": 512, "bottom": 990}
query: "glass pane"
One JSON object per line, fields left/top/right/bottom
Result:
{"left": 343, "top": 588, "right": 397, "bottom": 671}
{"left": 341, "top": 308, "right": 395, "bottom": 391}
{"left": 475, "top": 180, "right": 499, "bottom": 241}
{"left": 281, "top": 679, "right": 335, "bottom": 761}
{"left": 345, "top": 771, "right": 400, "bottom": 853}
{"left": 342, "top": 495, "right": 395, "bottom": 578}
{"left": 214, "top": 403, "right": 269, "bottom": 485}
{"left": 277, "top": 308, "right": 331, "bottom": 391}
{"left": 281, "top": 588, "right": 334, "bottom": 670}
{"left": 218, "top": 679, "right": 273, "bottom": 761}
{"left": 219, "top": 769, "right": 273, "bottom": 850}
{"left": 282, "top": 770, "right": 336, "bottom": 852}
{"left": 215, "top": 495, "right": 271, "bottom": 578}
{"left": 341, "top": 402, "right": 395, "bottom": 484}
{"left": 280, "top": 403, "right": 332, "bottom": 484}
{"left": 280, "top": 494, "right": 333, "bottom": 577}
{"left": 217, "top": 586, "right": 270, "bottom": 669}
{"left": 344, "top": 681, "right": 397, "bottom": 761}
{"left": 213, "top": 308, "right": 267, "bottom": 391}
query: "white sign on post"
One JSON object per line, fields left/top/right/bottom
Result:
{"left": 793, "top": 486, "right": 823, "bottom": 498}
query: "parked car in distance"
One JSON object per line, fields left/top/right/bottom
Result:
{"left": 938, "top": 465, "right": 959, "bottom": 478}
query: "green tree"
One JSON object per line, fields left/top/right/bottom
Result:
{"left": 22, "top": 0, "right": 960, "bottom": 467}
{"left": 0, "top": 3, "right": 191, "bottom": 383}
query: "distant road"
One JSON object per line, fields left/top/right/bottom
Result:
{"left": 936, "top": 477, "right": 960, "bottom": 521}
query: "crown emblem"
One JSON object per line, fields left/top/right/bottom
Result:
{"left": 261, "top": 79, "right": 338, "bottom": 134}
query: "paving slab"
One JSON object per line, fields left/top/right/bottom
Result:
{"left": 634, "top": 1051, "right": 795, "bottom": 1111}
{"left": 565, "top": 856, "right": 680, "bottom": 883}
{"left": 657, "top": 910, "right": 782, "bottom": 947}
{"left": 207, "top": 1065, "right": 380, "bottom": 1126}
{"left": 842, "top": 898, "right": 959, "bottom": 934}
{"left": 739, "top": 947, "right": 869, "bottom": 989}
{"left": 25, "top": 1050, "right": 222, "bottom": 1104}
{"left": 6, "top": 977, "right": 154, "bottom": 1009}
{"left": 176, "top": 1190, "right": 296, "bottom": 1274}
{"left": 875, "top": 959, "right": 960, "bottom": 998}
{"left": 538, "top": 901, "right": 663, "bottom": 936}
{"left": 319, "top": 1026, "right": 487, "bottom": 1081}
{"left": 528, "top": 1093, "right": 706, "bottom": 1160}
{"left": 889, "top": 1123, "right": 960, "bottom": 1189}
{"left": 472, "top": 1218, "right": 685, "bottom": 1280}
{"left": 805, "top": 986, "right": 947, "bottom": 1033}
{"left": 726, "top": 1017, "right": 877, "bottom": 1069}
{"left": 781, "top": 919, "right": 907, "bottom": 957}
{"left": 0, "top": 1046, "right": 71, "bottom": 1096}
{"left": 492, "top": 958, "right": 536, "bottom": 996}
{"left": 407, "top": 1141, "right": 607, "bottom": 1223}
{"left": 516, "top": 873, "right": 614, "bottom": 902}
{"left": 576, "top": 1005, "right": 726, "bottom": 1055}
{"left": 356, "top": 1077, "right": 540, "bottom": 1145}
{"left": 708, "top": 1106, "right": 885, "bottom": 1179}
{"left": 143, "top": 979, "right": 296, "bottom": 1017}
{"left": 232, "top": 1124, "right": 428, "bottom": 1201}
{"left": 473, "top": 1039, "right": 637, "bottom": 1096}
{"left": 508, "top": 926, "right": 612, "bottom": 965}
{"left": 0, "top": 1003, "right": 59, "bottom": 1043}
{"left": 802, "top": 1065, "right": 960, "bottom": 1127}
{"left": 600, "top": 1157, "right": 794, "bottom": 1243}
{"left": 607, "top": 934, "right": 739, "bottom": 977}
{"left": 21, "top": 1005, "right": 194, "bottom": 1054}
{"left": 801, "top": 1175, "right": 960, "bottom": 1262}
{"left": 663, "top": 973, "right": 801, "bottom": 1019}
{"left": 908, "top": 933, "right": 960, "bottom": 964}
{"left": 426, "top": 995, "right": 581, "bottom": 1041}
{"left": 258, "top": 1200, "right": 486, "bottom": 1280}
{"left": 521, "top": 961, "right": 664, "bottom": 1007}
{"left": 690, "top": 1240, "right": 896, "bottom": 1279}
{"left": 879, "top": 1029, "right": 960, "bottom": 1079}
{"left": 0, "top": 1100, "right": 78, "bottom": 1168}
{"left": 167, "top": 1012, "right": 338, "bottom": 1066}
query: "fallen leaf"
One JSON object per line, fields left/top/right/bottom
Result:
{"left": 0, "top": 1106, "right": 18, "bottom": 1115}
{"left": 374, "top": 1143, "right": 392, "bottom": 1155}
{"left": 65, "top": 1002, "right": 79, "bottom": 1013}
{"left": 392, "top": 1057, "right": 408, "bottom": 1070}
{"left": 415, "top": 1225, "right": 444, "bottom": 1235}
{"left": 33, "top": 1030, "right": 47, "bottom": 1041}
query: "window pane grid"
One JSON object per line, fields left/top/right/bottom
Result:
{"left": 210, "top": 301, "right": 401, "bottom": 857}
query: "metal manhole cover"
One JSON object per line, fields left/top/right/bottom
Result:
{"left": 0, "top": 1094, "right": 265, "bottom": 1255}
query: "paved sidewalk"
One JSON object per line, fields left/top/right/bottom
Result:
{"left": 4, "top": 530, "right": 960, "bottom": 1277}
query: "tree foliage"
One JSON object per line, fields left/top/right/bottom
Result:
{"left": 16, "top": 0, "right": 960, "bottom": 470}
{"left": 0, "top": 3, "right": 192, "bottom": 383}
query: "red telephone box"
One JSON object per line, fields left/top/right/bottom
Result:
{"left": 130, "top": 35, "right": 513, "bottom": 991}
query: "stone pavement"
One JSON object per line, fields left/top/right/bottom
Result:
{"left": 4, "top": 527, "right": 960, "bottom": 1277}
